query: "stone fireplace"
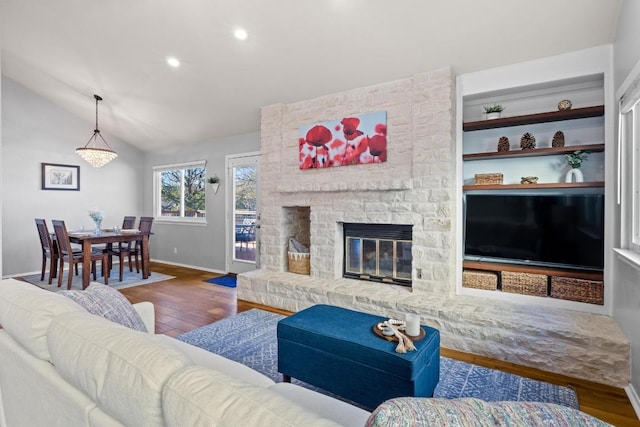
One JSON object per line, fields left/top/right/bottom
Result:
{"left": 255, "top": 68, "right": 457, "bottom": 297}
{"left": 237, "top": 67, "right": 630, "bottom": 388}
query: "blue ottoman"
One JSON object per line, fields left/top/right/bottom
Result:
{"left": 277, "top": 304, "right": 440, "bottom": 410}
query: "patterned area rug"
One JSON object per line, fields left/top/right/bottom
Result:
{"left": 178, "top": 309, "right": 579, "bottom": 409}
{"left": 22, "top": 269, "right": 175, "bottom": 291}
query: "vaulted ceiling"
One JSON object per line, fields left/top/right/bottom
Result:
{"left": 0, "top": 0, "right": 622, "bottom": 151}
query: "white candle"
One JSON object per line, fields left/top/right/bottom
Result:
{"left": 405, "top": 313, "right": 421, "bottom": 337}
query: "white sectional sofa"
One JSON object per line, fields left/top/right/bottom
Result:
{"left": 0, "top": 278, "right": 614, "bottom": 427}
{"left": 0, "top": 278, "right": 370, "bottom": 427}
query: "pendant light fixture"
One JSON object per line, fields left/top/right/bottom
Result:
{"left": 76, "top": 94, "right": 117, "bottom": 168}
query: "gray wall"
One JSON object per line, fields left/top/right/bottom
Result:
{"left": 613, "top": 0, "right": 640, "bottom": 398}
{"left": 1, "top": 76, "right": 144, "bottom": 276}
{"left": 143, "top": 132, "right": 259, "bottom": 272}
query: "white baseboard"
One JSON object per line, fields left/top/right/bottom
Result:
{"left": 149, "top": 258, "right": 226, "bottom": 275}
{"left": 5, "top": 260, "right": 225, "bottom": 281}
{"left": 3, "top": 270, "right": 40, "bottom": 279}
{"left": 626, "top": 383, "right": 640, "bottom": 420}
{"left": 3, "top": 261, "right": 131, "bottom": 281}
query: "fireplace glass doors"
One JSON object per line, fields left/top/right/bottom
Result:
{"left": 343, "top": 223, "right": 412, "bottom": 286}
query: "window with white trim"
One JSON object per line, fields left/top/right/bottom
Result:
{"left": 153, "top": 161, "right": 206, "bottom": 222}
{"left": 618, "top": 71, "right": 640, "bottom": 254}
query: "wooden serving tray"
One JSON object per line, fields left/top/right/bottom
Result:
{"left": 372, "top": 323, "right": 425, "bottom": 343}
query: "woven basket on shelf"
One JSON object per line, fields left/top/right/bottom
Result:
{"left": 474, "top": 173, "right": 503, "bottom": 185}
{"left": 501, "top": 271, "right": 548, "bottom": 297}
{"left": 462, "top": 269, "right": 498, "bottom": 290}
{"left": 550, "top": 276, "right": 604, "bottom": 305}
{"left": 288, "top": 252, "right": 310, "bottom": 275}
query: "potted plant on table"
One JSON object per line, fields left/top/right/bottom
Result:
{"left": 483, "top": 104, "right": 505, "bottom": 120}
{"left": 564, "top": 150, "right": 589, "bottom": 183}
{"left": 207, "top": 175, "right": 220, "bottom": 194}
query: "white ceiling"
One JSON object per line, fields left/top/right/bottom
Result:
{"left": 0, "top": 0, "right": 622, "bottom": 151}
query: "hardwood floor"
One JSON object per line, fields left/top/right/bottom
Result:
{"left": 120, "top": 262, "right": 640, "bottom": 426}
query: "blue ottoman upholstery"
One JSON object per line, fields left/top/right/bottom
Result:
{"left": 277, "top": 304, "right": 440, "bottom": 410}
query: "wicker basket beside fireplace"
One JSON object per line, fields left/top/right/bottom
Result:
{"left": 288, "top": 252, "right": 310, "bottom": 275}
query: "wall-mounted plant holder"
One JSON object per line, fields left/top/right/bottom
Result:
{"left": 208, "top": 175, "right": 220, "bottom": 194}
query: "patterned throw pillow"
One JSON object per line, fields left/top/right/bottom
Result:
{"left": 366, "top": 397, "right": 494, "bottom": 427}
{"left": 367, "top": 398, "right": 613, "bottom": 427}
{"left": 59, "top": 283, "right": 147, "bottom": 332}
{"left": 488, "top": 401, "right": 613, "bottom": 426}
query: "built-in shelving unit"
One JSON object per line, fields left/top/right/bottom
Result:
{"left": 463, "top": 105, "right": 604, "bottom": 131}
{"left": 462, "top": 260, "right": 603, "bottom": 281}
{"left": 460, "top": 78, "right": 606, "bottom": 304}
{"left": 463, "top": 181, "right": 604, "bottom": 191}
{"left": 463, "top": 143, "right": 605, "bottom": 161}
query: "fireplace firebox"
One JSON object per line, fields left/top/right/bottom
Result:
{"left": 343, "top": 223, "right": 412, "bottom": 286}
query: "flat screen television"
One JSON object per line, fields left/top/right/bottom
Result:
{"left": 463, "top": 190, "right": 604, "bottom": 271}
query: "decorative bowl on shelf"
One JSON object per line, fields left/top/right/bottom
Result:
{"left": 557, "top": 99, "right": 572, "bottom": 111}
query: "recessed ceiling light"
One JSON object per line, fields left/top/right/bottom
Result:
{"left": 166, "top": 57, "right": 180, "bottom": 67}
{"left": 234, "top": 28, "right": 248, "bottom": 40}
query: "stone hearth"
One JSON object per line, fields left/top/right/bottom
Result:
{"left": 237, "top": 67, "right": 630, "bottom": 388}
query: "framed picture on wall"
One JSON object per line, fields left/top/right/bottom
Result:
{"left": 41, "top": 163, "right": 80, "bottom": 191}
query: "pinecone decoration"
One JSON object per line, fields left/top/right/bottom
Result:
{"left": 497, "top": 136, "right": 510, "bottom": 152}
{"left": 552, "top": 130, "right": 565, "bottom": 147}
{"left": 520, "top": 132, "right": 536, "bottom": 150}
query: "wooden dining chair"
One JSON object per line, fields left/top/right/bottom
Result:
{"left": 107, "top": 216, "right": 138, "bottom": 281}
{"left": 35, "top": 219, "right": 58, "bottom": 284}
{"left": 122, "top": 216, "right": 136, "bottom": 230}
{"left": 107, "top": 216, "right": 136, "bottom": 263}
{"left": 52, "top": 219, "right": 109, "bottom": 289}
{"left": 131, "top": 216, "right": 154, "bottom": 273}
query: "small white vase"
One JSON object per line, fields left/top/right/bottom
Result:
{"left": 565, "top": 168, "right": 584, "bottom": 183}
{"left": 209, "top": 182, "right": 220, "bottom": 194}
{"left": 486, "top": 112, "right": 501, "bottom": 120}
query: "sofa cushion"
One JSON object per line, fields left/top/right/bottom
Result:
{"left": 162, "top": 365, "right": 342, "bottom": 427}
{"left": 155, "top": 334, "right": 275, "bottom": 388}
{"left": 269, "top": 382, "right": 371, "bottom": 427}
{"left": 48, "top": 311, "right": 192, "bottom": 427}
{"left": 59, "top": 282, "right": 147, "bottom": 331}
{"left": 0, "top": 278, "right": 85, "bottom": 361}
{"left": 366, "top": 397, "right": 493, "bottom": 427}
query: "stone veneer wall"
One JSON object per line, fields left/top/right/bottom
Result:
{"left": 238, "top": 67, "right": 630, "bottom": 388}
{"left": 258, "top": 68, "right": 456, "bottom": 293}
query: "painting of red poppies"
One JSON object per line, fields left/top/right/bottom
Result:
{"left": 299, "top": 111, "right": 387, "bottom": 169}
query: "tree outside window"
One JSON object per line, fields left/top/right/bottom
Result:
{"left": 157, "top": 164, "right": 206, "bottom": 219}
{"left": 234, "top": 166, "right": 256, "bottom": 212}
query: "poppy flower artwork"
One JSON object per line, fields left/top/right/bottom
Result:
{"left": 298, "top": 111, "right": 387, "bottom": 169}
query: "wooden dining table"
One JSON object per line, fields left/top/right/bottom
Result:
{"left": 68, "top": 230, "right": 152, "bottom": 289}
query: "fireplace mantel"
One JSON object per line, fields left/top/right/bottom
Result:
{"left": 276, "top": 178, "right": 413, "bottom": 193}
